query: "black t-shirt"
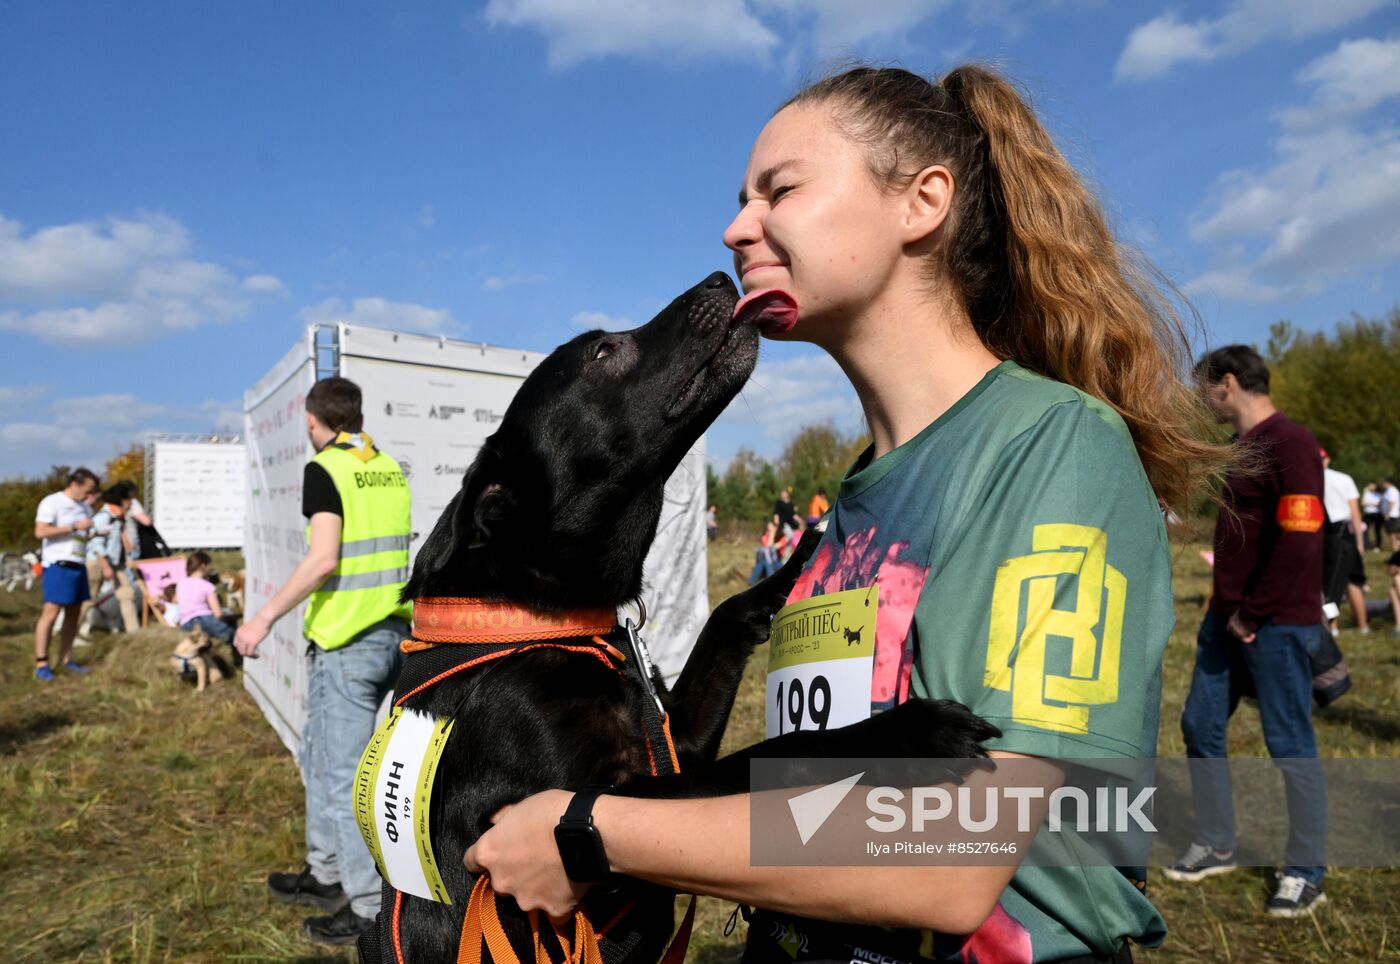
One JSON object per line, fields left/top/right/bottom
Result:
{"left": 302, "top": 463, "right": 343, "bottom": 518}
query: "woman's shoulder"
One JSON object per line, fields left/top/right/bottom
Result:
{"left": 987, "top": 362, "right": 1135, "bottom": 450}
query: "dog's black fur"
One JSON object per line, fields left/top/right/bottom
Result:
{"left": 375, "top": 272, "right": 998, "bottom": 962}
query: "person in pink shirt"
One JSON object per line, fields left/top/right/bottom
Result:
{"left": 176, "top": 551, "right": 232, "bottom": 644}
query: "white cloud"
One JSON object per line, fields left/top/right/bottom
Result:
{"left": 570, "top": 310, "right": 633, "bottom": 331}
{"left": 0, "top": 212, "right": 187, "bottom": 300}
{"left": 1277, "top": 37, "right": 1400, "bottom": 129}
{"left": 0, "top": 384, "right": 50, "bottom": 405}
{"left": 0, "top": 211, "right": 284, "bottom": 346}
{"left": 51, "top": 394, "right": 168, "bottom": 430}
{"left": 485, "top": 0, "right": 779, "bottom": 67}
{"left": 1184, "top": 36, "right": 1400, "bottom": 303}
{"left": 482, "top": 273, "right": 549, "bottom": 290}
{"left": 480, "top": 0, "right": 1071, "bottom": 68}
{"left": 298, "top": 296, "right": 460, "bottom": 334}
{"left": 2, "top": 393, "right": 248, "bottom": 476}
{"left": 1115, "top": 0, "right": 1389, "bottom": 81}
{"left": 241, "top": 273, "right": 287, "bottom": 294}
{"left": 718, "top": 351, "right": 863, "bottom": 438}
{"left": 753, "top": 0, "right": 951, "bottom": 51}
{"left": 0, "top": 421, "right": 101, "bottom": 465}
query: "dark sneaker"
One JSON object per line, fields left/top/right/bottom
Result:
{"left": 304, "top": 904, "right": 375, "bottom": 946}
{"left": 64, "top": 661, "right": 91, "bottom": 675}
{"left": 267, "top": 864, "right": 347, "bottom": 912}
{"left": 1163, "top": 842, "right": 1238, "bottom": 882}
{"left": 1267, "top": 873, "right": 1327, "bottom": 918}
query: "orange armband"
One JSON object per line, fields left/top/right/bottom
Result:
{"left": 1277, "top": 494, "right": 1325, "bottom": 533}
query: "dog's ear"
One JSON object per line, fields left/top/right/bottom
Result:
{"left": 403, "top": 445, "right": 518, "bottom": 597}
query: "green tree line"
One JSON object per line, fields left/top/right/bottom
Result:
{"left": 1266, "top": 307, "right": 1400, "bottom": 486}
{"left": 706, "top": 422, "right": 869, "bottom": 535}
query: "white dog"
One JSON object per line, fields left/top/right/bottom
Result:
{"left": 1, "top": 551, "right": 39, "bottom": 592}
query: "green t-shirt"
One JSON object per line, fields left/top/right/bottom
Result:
{"left": 755, "top": 361, "right": 1171, "bottom": 962}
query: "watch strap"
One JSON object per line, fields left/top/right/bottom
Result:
{"left": 562, "top": 784, "right": 613, "bottom": 825}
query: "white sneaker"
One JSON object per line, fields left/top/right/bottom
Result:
{"left": 1164, "top": 842, "right": 1238, "bottom": 882}
{"left": 1266, "top": 873, "right": 1326, "bottom": 918}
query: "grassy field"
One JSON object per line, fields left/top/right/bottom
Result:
{"left": 3, "top": 538, "right": 1398, "bottom": 962}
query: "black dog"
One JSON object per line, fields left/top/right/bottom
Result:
{"left": 365, "top": 272, "right": 997, "bottom": 962}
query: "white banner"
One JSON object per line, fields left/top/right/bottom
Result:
{"left": 242, "top": 333, "right": 316, "bottom": 753}
{"left": 151, "top": 440, "right": 247, "bottom": 548}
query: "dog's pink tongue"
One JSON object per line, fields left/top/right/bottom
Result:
{"left": 732, "top": 288, "right": 798, "bottom": 336}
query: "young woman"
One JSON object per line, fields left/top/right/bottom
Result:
{"left": 463, "top": 65, "right": 1224, "bottom": 962}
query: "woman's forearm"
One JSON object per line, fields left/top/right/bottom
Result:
{"left": 593, "top": 793, "right": 1012, "bottom": 934}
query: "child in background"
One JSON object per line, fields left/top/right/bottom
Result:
{"left": 176, "top": 551, "right": 233, "bottom": 644}
{"left": 158, "top": 583, "right": 181, "bottom": 628}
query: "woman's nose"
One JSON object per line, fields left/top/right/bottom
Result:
{"left": 722, "top": 205, "right": 760, "bottom": 252}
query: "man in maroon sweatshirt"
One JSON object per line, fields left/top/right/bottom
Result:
{"left": 1166, "top": 345, "right": 1328, "bottom": 918}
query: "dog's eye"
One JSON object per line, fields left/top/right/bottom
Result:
{"left": 592, "top": 342, "right": 614, "bottom": 361}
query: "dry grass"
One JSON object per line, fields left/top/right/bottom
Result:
{"left": 3, "top": 537, "right": 1398, "bottom": 962}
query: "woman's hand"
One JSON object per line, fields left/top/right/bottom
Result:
{"left": 464, "top": 789, "right": 592, "bottom": 925}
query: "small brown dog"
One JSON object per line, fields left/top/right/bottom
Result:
{"left": 220, "top": 568, "right": 246, "bottom": 612}
{"left": 170, "top": 626, "right": 224, "bottom": 692}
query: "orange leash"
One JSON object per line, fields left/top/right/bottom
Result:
{"left": 458, "top": 875, "right": 604, "bottom": 964}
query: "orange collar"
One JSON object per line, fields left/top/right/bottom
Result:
{"left": 409, "top": 596, "right": 617, "bottom": 647}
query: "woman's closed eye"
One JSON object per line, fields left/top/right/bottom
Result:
{"left": 770, "top": 185, "right": 794, "bottom": 203}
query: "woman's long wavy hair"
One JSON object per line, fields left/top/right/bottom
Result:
{"left": 784, "top": 65, "right": 1229, "bottom": 513}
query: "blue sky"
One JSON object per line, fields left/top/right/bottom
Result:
{"left": 2, "top": 0, "right": 1398, "bottom": 478}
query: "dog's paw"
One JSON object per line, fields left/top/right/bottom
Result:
{"left": 874, "top": 698, "right": 1001, "bottom": 766}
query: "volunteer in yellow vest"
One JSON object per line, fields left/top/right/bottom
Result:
{"left": 234, "top": 376, "right": 412, "bottom": 947}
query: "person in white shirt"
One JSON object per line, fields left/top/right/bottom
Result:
{"left": 1321, "top": 450, "right": 1368, "bottom": 634}
{"left": 113, "top": 480, "right": 154, "bottom": 562}
{"left": 1361, "top": 482, "right": 1384, "bottom": 552}
{"left": 1383, "top": 479, "right": 1400, "bottom": 553}
{"left": 33, "top": 468, "right": 101, "bottom": 681}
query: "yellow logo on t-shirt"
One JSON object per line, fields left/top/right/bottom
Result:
{"left": 985, "top": 524, "right": 1125, "bottom": 734}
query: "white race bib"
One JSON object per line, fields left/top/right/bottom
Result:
{"left": 766, "top": 586, "right": 878, "bottom": 738}
{"left": 353, "top": 706, "right": 455, "bottom": 902}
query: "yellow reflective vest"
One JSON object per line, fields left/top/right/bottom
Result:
{"left": 304, "top": 432, "right": 413, "bottom": 650}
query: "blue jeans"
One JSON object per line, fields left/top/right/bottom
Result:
{"left": 301, "top": 617, "right": 407, "bottom": 918}
{"left": 1180, "top": 611, "right": 1327, "bottom": 884}
{"left": 749, "top": 547, "right": 781, "bottom": 586}
{"left": 181, "top": 614, "right": 232, "bottom": 642}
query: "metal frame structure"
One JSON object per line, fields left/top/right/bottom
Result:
{"left": 313, "top": 323, "right": 340, "bottom": 382}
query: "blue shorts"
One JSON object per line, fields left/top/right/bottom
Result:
{"left": 42, "top": 563, "right": 90, "bottom": 606}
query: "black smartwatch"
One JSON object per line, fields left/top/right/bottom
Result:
{"left": 554, "top": 785, "right": 613, "bottom": 883}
